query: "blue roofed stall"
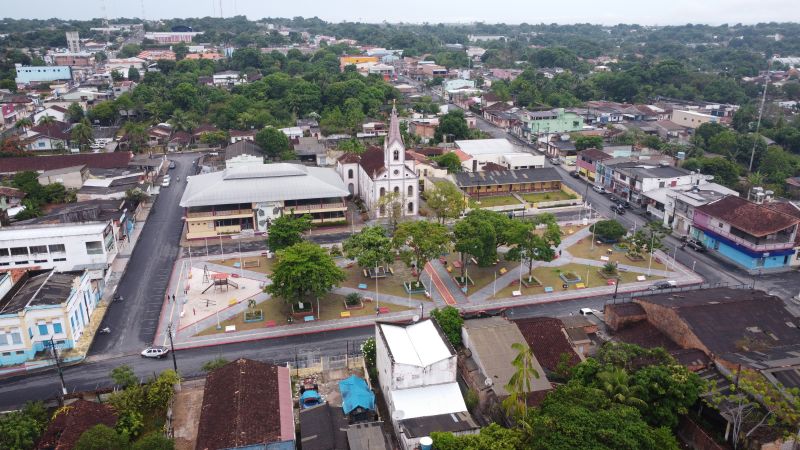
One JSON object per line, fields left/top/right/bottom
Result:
{"left": 339, "top": 375, "right": 376, "bottom": 423}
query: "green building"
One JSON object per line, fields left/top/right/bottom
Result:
{"left": 516, "top": 108, "right": 584, "bottom": 141}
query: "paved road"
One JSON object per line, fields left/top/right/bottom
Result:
{"left": 90, "top": 154, "right": 196, "bottom": 357}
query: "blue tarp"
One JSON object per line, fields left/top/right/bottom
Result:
{"left": 339, "top": 375, "right": 375, "bottom": 415}
{"left": 299, "top": 390, "right": 322, "bottom": 409}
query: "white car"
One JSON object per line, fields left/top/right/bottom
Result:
{"left": 592, "top": 185, "right": 607, "bottom": 194}
{"left": 141, "top": 346, "right": 169, "bottom": 359}
{"left": 161, "top": 176, "right": 171, "bottom": 187}
{"left": 579, "top": 308, "right": 594, "bottom": 316}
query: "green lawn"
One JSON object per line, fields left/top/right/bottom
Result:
{"left": 495, "top": 263, "right": 663, "bottom": 298}
{"left": 196, "top": 293, "right": 411, "bottom": 335}
{"left": 340, "top": 260, "right": 431, "bottom": 300}
{"left": 440, "top": 254, "right": 515, "bottom": 295}
{"left": 469, "top": 195, "right": 522, "bottom": 208}
{"left": 211, "top": 255, "right": 276, "bottom": 275}
{"left": 566, "top": 238, "right": 668, "bottom": 271}
{"left": 521, "top": 191, "right": 576, "bottom": 203}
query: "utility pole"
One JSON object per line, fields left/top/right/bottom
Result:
{"left": 50, "top": 337, "right": 68, "bottom": 395}
{"left": 166, "top": 323, "right": 178, "bottom": 373}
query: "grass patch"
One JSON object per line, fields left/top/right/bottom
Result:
{"left": 469, "top": 195, "right": 522, "bottom": 208}
{"left": 440, "top": 254, "right": 515, "bottom": 295}
{"left": 196, "top": 293, "right": 411, "bottom": 336}
{"left": 566, "top": 238, "right": 667, "bottom": 271}
{"left": 340, "top": 261, "right": 431, "bottom": 300}
{"left": 495, "top": 263, "right": 664, "bottom": 298}
{"left": 211, "top": 256, "right": 276, "bottom": 275}
{"left": 521, "top": 191, "right": 576, "bottom": 203}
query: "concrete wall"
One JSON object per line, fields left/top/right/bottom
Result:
{"left": 633, "top": 300, "right": 707, "bottom": 352}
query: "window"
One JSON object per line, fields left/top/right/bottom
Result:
{"left": 0, "top": 334, "right": 6, "bottom": 346}
{"left": 408, "top": 186, "right": 413, "bottom": 197}
{"left": 394, "top": 186, "right": 400, "bottom": 194}
{"left": 0, "top": 249, "right": 8, "bottom": 257}
{"left": 14, "top": 261, "right": 28, "bottom": 265}
{"left": 10, "top": 332, "right": 21, "bottom": 345}
{"left": 53, "top": 258, "right": 67, "bottom": 262}
{"left": 659, "top": 182, "right": 665, "bottom": 188}
{"left": 53, "top": 323, "right": 63, "bottom": 334}
{"left": 379, "top": 187, "right": 385, "bottom": 197}
{"left": 28, "top": 328, "right": 32, "bottom": 339}
{"left": 49, "top": 244, "right": 66, "bottom": 253}
{"left": 408, "top": 202, "right": 414, "bottom": 213}
{"left": 393, "top": 169, "right": 399, "bottom": 176}
{"left": 38, "top": 324, "right": 48, "bottom": 336}
{"left": 29, "top": 245, "right": 47, "bottom": 254}
{"left": 393, "top": 150, "right": 399, "bottom": 161}
{"left": 347, "top": 169, "right": 354, "bottom": 179}
{"left": 10, "top": 247, "right": 28, "bottom": 256}
{"left": 85, "top": 241, "right": 103, "bottom": 255}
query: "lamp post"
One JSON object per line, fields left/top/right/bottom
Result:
{"left": 166, "top": 323, "right": 178, "bottom": 373}
{"left": 50, "top": 337, "right": 68, "bottom": 395}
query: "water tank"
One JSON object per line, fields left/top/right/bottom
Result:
{"left": 420, "top": 436, "right": 433, "bottom": 450}
{"left": 677, "top": 151, "right": 686, "bottom": 160}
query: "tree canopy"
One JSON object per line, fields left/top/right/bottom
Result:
{"left": 342, "top": 225, "right": 395, "bottom": 269}
{"left": 267, "top": 214, "right": 312, "bottom": 252}
{"left": 267, "top": 241, "right": 346, "bottom": 304}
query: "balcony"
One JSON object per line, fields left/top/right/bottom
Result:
{"left": 286, "top": 201, "right": 347, "bottom": 213}
{"left": 186, "top": 208, "right": 252, "bottom": 219}
{"left": 702, "top": 223, "right": 795, "bottom": 252}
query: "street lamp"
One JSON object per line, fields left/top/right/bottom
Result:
{"left": 166, "top": 323, "right": 178, "bottom": 373}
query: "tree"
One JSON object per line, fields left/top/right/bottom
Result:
{"left": 596, "top": 367, "right": 647, "bottom": 409}
{"left": 70, "top": 121, "right": 94, "bottom": 150}
{"left": 502, "top": 342, "right": 540, "bottom": 419}
{"left": 574, "top": 135, "right": 603, "bottom": 150}
{"left": 111, "top": 69, "right": 124, "bottom": 82}
{"left": 453, "top": 210, "right": 512, "bottom": 278}
{"left": 505, "top": 213, "right": 561, "bottom": 275}
{"left": 132, "top": 432, "right": 174, "bottom": 450}
{"left": 431, "top": 423, "right": 524, "bottom": 450}
{"left": 591, "top": 220, "right": 626, "bottom": 242}
{"left": 122, "top": 122, "right": 148, "bottom": 153}
{"left": 682, "top": 157, "right": 741, "bottom": 188}
{"left": 118, "top": 44, "right": 142, "bottom": 58}
{"left": 0, "top": 401, "right": 49, "bottom": 450}
{"left": 342, "top": 225, "right": 395, "bottom": 270}
{"left": 146, "top": 370, "right": 180, "bottom": 412}
{"left": 255, "top": 127, "right": 291, "bottom": 159}
{"left": 199, "top": 131, "right": 229, "bottom": 147}
{"left": 75, "top": 424, "right": 128, "bottom": 450}
{"left": 430, "top": 306, "right": 463, "bottom": 347}
{"left": 627, "top": 221, "right": 668, "bottom": 258}
{"left": 434, "top": 110, "right": 470, "bottom": 143}
{"left": 201, "top": 357, "right": 229, "bottom": 372}
{"left": 66, "top": 103, "right": 84, "bottom": 123}
{"left": 267, "top": 241, "right": 346, "bottom": 305}
{"left": 14, "top": 118, "right": 32, "bottom": 132}
{"left": 37, "top": 114, "right": 56, "bottom": 126}
{"left": 111, "top": 364, "right": 138, "bottom": 388}
{"left": 425, "top": 181, "right": 464, "bottom": 224}
{"left": 127, "top": 67, "right": 140, "bottom": 82}
{"left": 172, "top": 42, "right": 189, "bottom": 61}
{"left": 267, "top": 214, "right": 312, "bottom": 252}
{"left": 337, "top": 138, "right": 365, "bottom": 154}
{"left": 393, "top": 220, "right": 450, "bottom": 282}
{"left": 432, "top": 152, "right": 463, "bottom": 173}
{"left": 377, "top": 191, "right": 404, "bottom": 231}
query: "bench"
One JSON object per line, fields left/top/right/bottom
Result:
{"left": 304, "top": 315, "right": 315, "bottom": 322}
{"left": 470, "top": 257, "right": 478, "bottom": 265}
{"left": 244, "top": 260, "right": 260, "bottom": 268}
{"left": 358, "top": 283, "right": 368, "bottom": 290}
{"left": 512, "top": 290, "right": 522, "bottom": 297}
{"left": 340, "top": 311, "right": 351, "bottom": 318}
{"left": 378, "top": 307, "right": 390, "bottom": 314}
{"left": 225, "top": 325, "right": 236, "bottom": 332}
{"left": 575, "top": 283, "right": 586, "bottom": 289}
{"left": 606, "top": 279, "right": 617, "bottom": 285}
{"left": 637, "top": 275, "right": 647, "bottom": 281}
{"left": 544, "top": 286, "right": 554, "bottom": 293}
{"left": 600, "top": 255, "right": 610, "bottom": 261}
{"left": 452, "top": 260, "right": 462, "bottom": 269}
{"left": 264, "top": 320, "right": 276, "bottom": 327}
{"left": 499, "top": 267, "right": 507, "bottom": 275}
{"left": 388, "top": 267, "right": 394, "bottom": 275}
{"left": 363, "top": 269, "right": 369, "bottom": 278}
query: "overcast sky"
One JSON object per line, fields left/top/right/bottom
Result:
{"left": 3, "top": 0, "right": 800, "bottom": 25}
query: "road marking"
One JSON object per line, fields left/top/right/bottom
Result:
{"left": 426, "top": 262, "right": 457, "bottom": 306}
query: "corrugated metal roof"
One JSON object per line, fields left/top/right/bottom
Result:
{"left": 179, "top": 163, "right": 349, "bottom": 207}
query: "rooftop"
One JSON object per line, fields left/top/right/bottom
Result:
{"left": 195, "top": 358, "right": 294, "bottom": 450}
{"left": 293, "top": 137, "right": 326, "bottom": 156}
{"left": 378, "top": 319, "right": 454, "bottom": 367}
{"left": 180, "top": 163, "right": 349, "bottom": 208}
{"left": 399, "top": 411, "right": 478, "bottom": 438}
{"left": 578, "top": 148, "right": 613, "bottom": 162}
{"left": 514, "top": 317, "right": 581, "bottom": 372}
{"left": 0, "top": 152, "right": 133, "bottom": 175}
{"left": 0, "top": 270, "right": 81, "bottom": 315}
{"left": 455, "top": 167, "right": 561, "bottom": 187}
{"left": 389, "top": 382, "right": 467, "bottom": 420}
{"left": 463, "top": 317, "right": 550, "bottom": 396}
{"left": 346, "top": 422, "right": 389, "bottom": 450}
{"left": 35, "top": 400, "right": 117, "bottom": 450}
{"left": 225, "top": 140, "right": 264, "bottom": 160}
{"left": 455, "top": 138, "right": 522, "bottom": 156}
{"left": 696, "top": 195, "right": 800, "bottom": 237}
{"left": 298, "top": 403, "right": 349, "bottom": 450}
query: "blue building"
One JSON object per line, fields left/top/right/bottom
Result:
{"left": 14, "top": 64, "right": 72, "bottom": 85}
{"left": 692, "top": 195, "right": 800, "bottom": 273}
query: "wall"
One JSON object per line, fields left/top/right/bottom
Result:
{"left": 0, "top": 223, "right": 117, "bottom": 272}
{"left": 15, "top": 66, "right": 72, "bottom": 84}
{"left": 672, "top": 110, "right": 717, "bottom": 130}
{"left": 700, "top": 234, "right": 791, "bottom": 270}
{"left": 634, "top": 300, "right": 708, "bottom": 352}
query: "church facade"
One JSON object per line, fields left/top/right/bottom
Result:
{"left": 337, "top": 106, "right": 420, "bottom": 219}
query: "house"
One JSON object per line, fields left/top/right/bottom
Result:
{"left": 576, "top": 148, "right": 612, "bottom": 182}
{"left": 143, "top": 31, "right": 200, "bottom": 44}
{"left": 298, "top": 403, "right": 350, "bottom": 450}
{"left": 225, "top": 140, "right": 264, "bottom": 169}
{"left": 346, "top": 422, "right": 390, "bottom": 450}
{"left": 33, "top": 105, "right": 69, "bottom": 123}
{"left": 137, "top": 50, "right": 177, "bottom": 61}
{"left": 104, "top": 57, "right": 146, "bottom": 79}
{"left": 633, "top": 288, "right": 800, "bottom": 390}
{"left": 293, "top": 137, "right": 327, "bottom": 165}
{"left": 540, "top": 139, "right": 577, "bottom": 163}
{"left": 0, "top": 152, "right": 133, "bottom": 176}
{"left": 339, "top": 56, "right": 380, "bottom": 71}
{"left": 408, "top": 121, "right": 437, "bottom": 142}
{"left": 455, "top": 168, "right": 563, "bottom": 202}
{"left": 37, "top": 165, "right": 89, "bottom": 189}
{"left": 23, "top": 198, "right": 139, "bottom": 245}
{"left": 14, "top": 64, "right": 72, "bottom": 85}
{"left": 513, "top": 317, "right": 582, "bottom": 374}
{"left": 461, "top": 317, "right": 551, "bottom": 412}
{"left": 671, "top": 109, "right": 718, "bottom": 129}
{"left": 0, "top": 269, "right": 105, "bottom": 366}
{"left": 195, "top": 359, "right": 294, "bottom": 450}
{"left": 596, "top": 160, "right": 702, "bottom": 205}
{"left": 192, "top": 123, "right": 219, "bottom": 141}
{"left": 212, "top": 70, "right": 245, "bottom": 87}
{"left": 0, "top": 187, "right": 26, "bottom": 216}
{"left": 281, "top": 126, "right": 304, "bottom": 140}
{"left": 25, "top": 120, "right": 72, "bottom": 151}
{"left": 167, "top": 131, "right": 192, "bottom": 152}
{"left": 454, "top": 138, "right": 544, "bottom": 172}
{"left": 335, "top": 105, "right": 419, "bottom": 218}
{"left": 786, "top": 176, "right": 800, "bottom": 199}
{"left": 229, "top": 129, "right": 257, "bottom": 144}
{"left": 112, "top": 80, "right": 136, "bottom": 96}
{"left": 147, "top": 123, "right": 173, "bottom": 146}
{"left": 76, "top": 173, "right": 143, "bottom": 202}
{"left": 643, "top": 183, "right": 738, "bottom": 235}
{"left": 52, "top": 52, "right": 95, "bottom": 68}
{"left": 518, "top": 108, "right": 584, "bottom": 141}
{"left": 339, "top": 375, "right": 376, "bottom": 423}
{"left": 692, "top": 195, "right": 800, "bottom": 273}
{"left": 482, "top": 102, "right": 516, "bottom": 129}
{"left": 35, "top": 400, "right": 117, "bottom": 450}
{"left": 375, "top": 319, "right": 478, "bottom": 449}
{"left": 180, "top": 163, "right": 350, "bottom": 239}
{"left": 407, "top": 150, "right": 447, "bottom": 193}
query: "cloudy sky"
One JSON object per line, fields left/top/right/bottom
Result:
{"left": 4, "top": 0, "right": 800, "bottom": 25}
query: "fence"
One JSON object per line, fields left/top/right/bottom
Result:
{"left": 605, "top": 282, "right": 753, "bottom": 305}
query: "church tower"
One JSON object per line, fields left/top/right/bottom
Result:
{"left": 384, "top": 101, "right": 406, "bottom": 170}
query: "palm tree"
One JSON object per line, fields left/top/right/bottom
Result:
{"left": 502, "top": 342, "right": 540, "bottom": 420}
{"left": 169, "top": 109, "right": 197, "bottom": 143}
{"left": 122, "top": 121, "right": 148, "bottom": 153}
{"left": 746, "top": 171, "right": 765, "bottom": 196}
{"left": 37, "top": 114, "right": 56, "bottom": 126}
{"left": 14, "top": 118, "right": 32, "bottom": 132}
{"left": 596, "top": 367, "right": 647, "bottom": 409}
{"left": 70, "top": 121, "right": 94, "bottom": 151}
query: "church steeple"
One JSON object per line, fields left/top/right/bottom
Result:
{"left": 384, "top": 100, "right": 406, "bottom": 168}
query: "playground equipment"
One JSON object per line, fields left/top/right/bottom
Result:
{"left": 201, "top": 273, "right": 239, "bottom": 294}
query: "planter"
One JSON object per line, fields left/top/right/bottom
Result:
{"left": 344, "top": 299, "right": 365, "bottom": 310}
{"left": 403, "top": 281, "right": 427, "bottom": 294}
{"left": 520, "top": 275, "right": 542, "bottom": 288}
{"left": 596, "top": 270, "right": 619, "bottom": 280}
{"left": 559, "top": 272, "right": 582, "bottom": 284}
{"left": 244, "top": 310, "right": 264, "bottom": 323}
{"left": 625, "top": 253, "right": 645, "bottom": 262}
{"left": 291, "top": 301, "right": 315, "bottom": 318}
{"left": 453, "top": 276, "right": 474, "bottom": 287}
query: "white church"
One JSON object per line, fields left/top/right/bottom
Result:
{"left": 337, "top": 105, "right": 420, "bottom": 219}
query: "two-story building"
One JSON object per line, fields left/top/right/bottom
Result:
{"left": 375, "top": 319, "right": 478, "bottom": 449}
{"left": 692, "top": 196, "right": 800, "bottom": 272}
{"left": 598, "top": 160, "right": 703, "bottom": 205}
{"left": 14, "top": 64, "right": 72, "bottom": 86}
{"left": 642, "top": 183, "right": 738, "bottom": 235}
{"left": 518, "top": 108, "right": 584, "bottom": 141}
{"left": 454, "top": 139, "right": 544, "bottom": 172}
{"left": 0, "top": 269, "right": 104, "bottom": 366}
{"left": 575, "top": 148, "right": 612, "bottom": 182}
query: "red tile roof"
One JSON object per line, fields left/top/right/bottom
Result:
{"left": 514, "top": 317, "right": 581, "bottom": 372}
{"left": 0, "top": 186, "right": 25, "bottom": 198}
{"left": 453, "top": 148, "right": 471, "bottom": 162}
{"left": 697, "top": 196, "right": 800, "bottom": 237}
{"left": 0, "top": 152, "right": 133, "bottom": 174}
{"left": 36, "top": 399, "right": 117, "bottom": 450}
{"left": 338, "top": 152, "right": 361, "bottom": 164}
{"left": 196, "top": 359, "right": 293, "bottom": 450}
{"left": 359, "top": 146, "right": 386, "bottom": 178}
{"left": 30, "top": 120, "right": 71, "bottom": 141}
{"left": 578, "top": 148, "right": 612, "bottom": 162}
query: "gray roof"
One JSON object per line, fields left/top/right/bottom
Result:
{"left": 0, "top": 270, "right": 80, "bottom": 315}
{"left": 626, "top": 165, "right": 691, "bottom": 179}
{"left": 180, "top": 163, "right": 349, "bottom": 207}
{"left": 293, "top": 137, "right": 325, "bottom": 156}
{"left": 225, "top": 140, "right": 264, "bottom": 160}
{"left": 455, "top": 167, "right": 560, "bottom": 187}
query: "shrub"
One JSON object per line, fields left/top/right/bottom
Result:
{"left": 345, "top": 292, "right": 361, "bottom": 306}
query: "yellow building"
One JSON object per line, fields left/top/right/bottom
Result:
{"left": 339, "top": 55, "right": 379, "bottom": 70}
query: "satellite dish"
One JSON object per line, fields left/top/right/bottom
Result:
{"left": 412, "top": 315, "right": 420, "bottom": 323}
{"left": 484, "top": 377, "right": 493, "bottom": 387}
{"left": 392, "top": 410, "right": 405, "bottom": 420}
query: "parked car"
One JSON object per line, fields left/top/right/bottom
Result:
{"left": 549, "top": 157, "right": 561, "bottom": 165}
{"left": 141, "top": 346, "right": 169, "bottom": 358}
{"left": 618, "top": 200, "right": 631, "bottom": 209}
{"left": 648, "top": 280, "right": 677, "bottom": 291}
{"left": 592, "top": 185, "right": 607, "bottom": 194}
{"left": 686, "top": 239, "right": 707, "bottom": 252}
{"left": 579, "top": 308, "right": 594, "bottom": 316}
{"left": 169, "top": 161, "right": 176, "bottom": 169}
{"left": 607, "top": 195, "right": 620, "bottom": 204}
{"left": 570, "top": 171, "right": 581, "bottom": 178}
{"left": 611, "top": 205, "right": 626, "bottom": 215}
{"left": 161, "top": 176, "right": 171, "bottom": 187}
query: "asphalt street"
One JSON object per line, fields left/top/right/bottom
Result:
{"left": 89, "top": 154, "right": 196, "bottom": 357}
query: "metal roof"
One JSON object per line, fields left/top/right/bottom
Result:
{"left": 379, "top": 319, "right": 453, "bottom": 367}
{"left": 179, "top": 163, "right": 349, "bottom": 208}
{"left": 455, "top": 167, "right": 561, "bottom": 187}
{"left": 455, "top": 138, "right": 521, "bottom": 155}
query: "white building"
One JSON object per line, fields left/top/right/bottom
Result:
{"left": 670, "top": 109, "right": 718, "bottom": 130}
{"left": 213, "top": 71, "right": 245, "bottom": 87}
{"left": 454, "top": 138, "right": 544, "bottom": 172}
{"left": 336, "top": 106, "right": 420, "bottom": 218}
{"left": 0, "top": 222, "right": 118, "bottom": 273}
{"left": 104, "top": 57, "right": 146, "bottom": 79}
{"left": 375, "top": 320, "right": 478, "bottom": 449}
{"left": 0, "top": 269, "right": 104, "bottom": 366}
{"left": 643, "top": 183, "right": 739, "bottom": 235}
